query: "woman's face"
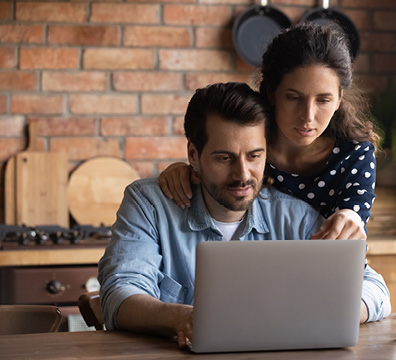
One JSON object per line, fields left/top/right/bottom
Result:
{"left": 273, "top": 65, "right": 342, "bottom": 148}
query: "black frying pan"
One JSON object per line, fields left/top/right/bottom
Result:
{"left": 300, "top": 0, "right": 360, "bottom": 60}
{"left": 232, "top": 0, "right": 292, "bottom": 67}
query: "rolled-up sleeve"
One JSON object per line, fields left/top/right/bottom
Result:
{"left": 362, "top": 265, "right": 391, "bottom": 322}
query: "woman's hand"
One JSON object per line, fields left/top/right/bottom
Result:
{"left": 310, "top": 209, "right": 367, "bottom": 240}
{"left": 159, "top": 162, "right": 200, "bottom": 209}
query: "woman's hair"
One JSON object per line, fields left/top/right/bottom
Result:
{"left": 258, "top": 22, "right": 380, "bottom": 148}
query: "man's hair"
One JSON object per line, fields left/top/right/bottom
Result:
{"left": 184, "top": 82, "right": 268, "bottom": 156}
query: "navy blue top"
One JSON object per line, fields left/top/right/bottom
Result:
{"left": 266, "top": 140, "right": 376, "bottom": 228}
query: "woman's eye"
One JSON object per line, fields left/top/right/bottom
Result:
{"left": 286, "top": 94, "right": 299, "bottom": 101}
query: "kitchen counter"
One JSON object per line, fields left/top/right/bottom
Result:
{"left": 0, "top": 247, "right": 106, "bottom": 266}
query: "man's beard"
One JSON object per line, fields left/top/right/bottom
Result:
{"left": 200, "top": 178, "right": 261, "bottom": 212}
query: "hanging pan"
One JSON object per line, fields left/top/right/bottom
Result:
{"left": 232, "top": 0, "right": 292, "bottom": 68}
{"left": 300, "top": 0, "right": 360, "bottom": 60}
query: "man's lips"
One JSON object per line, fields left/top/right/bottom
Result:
{"left": 227, "top": 186, "right": 252, "bottom": 197}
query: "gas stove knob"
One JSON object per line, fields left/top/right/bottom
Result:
{"left": 46, "top": 280, "right": 65, "bottom": 295}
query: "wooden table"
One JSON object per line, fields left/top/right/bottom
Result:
{"left": 1, "top": 314, "right": 395, "bottom": 360}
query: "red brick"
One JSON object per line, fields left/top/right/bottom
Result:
{"left": 374, "top": 11, "right": 396, "bottom": 31}
{"left": 129, "top": 162, "right": 154, "bottom": 179}
{"left": 48, "top": 25, "right": 119, "bottom": 46}
{"left": 185, "top": 73, "right": 253, "bottom": 91}
{"left": 0, "top": 116, "right": 25, "bottom": 136}
{"left": 69, "top": 94, "right": 137, "bottom": 115}
{"left": 0, "top": 71, "right": 37, "bottom": 91}
{"left": 173, "top": 116, "right": 184, "bottom": 135}
{"left": 354, "top": 54, "right": 370, "bottom": 73}
{"left": 164, "top": 5, "right": 231, "bottom": 26}
{"left": 16, "top": 2, "right": 86, "bottom": 22}
{"left": 11, "top": 95, "right": 64, "bottom": 114}
{"left": 0, "top": 139, "right": 26, "bottom": 162}
{"left": 200, "top": 0, "right": 250, "bottom": 3}
{"left": 128, "top": 0, "right": 194, "bottom": 3}
{"left": 141, "top": 94, "right": 191, "bottom": 115}
{"left": 0, "top": 2, "right": 11, "bottom": 20}
{"left": 342, "top": 10, "right": 371, "bottom": 31}
{"left": 42, "top": 72, "right": 107, "bottom": 92}
{"left": 373, "top": 54, "right": 396, "bottom": 73}
{"left": 91, "top": 3, "right": 159, "bottom": 24}
{"left": 84, "top": 49, "right": 154, "bottom": 70}
{"left": 0, "top": 96, "right": 7, "bottom": 113}
{"left": 102, "top": 116, "right": 170, "bottom": 136}
{"left": 27, "top": 117, "right": 97, "bottom": 136}
{"left": 20, "top": 48, "right": 80, "bottom": 69}
{"left": 196, "top": 28, "right": 233, "bottom": 49}
{"left": 50, "top": 138, "right": 121, "bottom": 161}
{"left": 124, "top": 26, "right": 190, "bottom": 47}
{"left": 113, "top": 72, "right": 181, "bottom": 92}
{"left": 0, "top": 48, "right": 15, "bottom": 69}
{"left": 341, "top": 0, "right": 396, "bottom": 8}
{"left": 126, "top": 137, "right": 187, "bottom": 159}
{"left": 360, "top": 33, "right": 396, "bottom": 52}
{"left": 0, "top": 25, "right": 43, "bottom": 43}
{"left": 355, "top": 75, "right": 388, "bottom": 93}
{"left": 160, "top": 49, "right": 231, "bottom": 71}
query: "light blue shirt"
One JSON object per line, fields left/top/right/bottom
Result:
{"left": 98, "top": 178, "right": 391, "bottom": 330}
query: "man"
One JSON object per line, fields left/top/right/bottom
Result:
{"left": 98, "top": 83, "right": 390, "bottom": 349}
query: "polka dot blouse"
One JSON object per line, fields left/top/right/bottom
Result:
{"left": 266, "top": 140, "right": 376, "bottom": 229}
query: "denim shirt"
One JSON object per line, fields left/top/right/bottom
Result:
{"left": 98, "top": 178, "right": 391, "bottom": 330}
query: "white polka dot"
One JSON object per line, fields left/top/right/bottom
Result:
{"left": 270, "top": 164, "right": 275, "bottom": 169}
{"left": 320, "top": 202, "right": 326, "bottom": 206}
{"left": 329, "top": 189, "right": 335, "bottom": 196}
{"left": 365, "top": 172, "right": 371, "bottom": 178}
{"left": 330, "top": 170, "right": 336, "bottom": 175}
{"left": 351, "top": 168, "right": 358, "bottom": 175}
{"left": 341, "top": 167, "right": 345, "bottom": 173}
{"left": 357, "top": 189, "right": 367, "bottom": 195}
{"left": 353, "top": 182, "right": 360, "bottom": 186}
{"left": 344, "top": 198, "right": 350, "bottom": 201}
{"left": 299, "top": 183, "right": 305, "bottom": 190}
{"left": 346, "top": 182, "right": 352, "bottom": 189}
{"left": 354, "top": 145, "right": 361, "bottom": 151}
{"left": 345, "top": 155, "right": 351, "bottom": 160}
{"left": 291, "top": 173, "right": 299, "bottom": 177}
{"left": 277, "top": 175, "right": 284, "bottom": 182}
{"left": 307, "top": 193, "right": 315, "bottom": 199}
{"left": 333, "top": 147, "right": 340, "bottom": 154}
{"left": 353, "top": 205, "right": 360, "bottom": 212}
{"left": 318, "top": 181, "right": 325, "bottom": 187}
{"left": 370, "top": 162, "right": 375, "bottom": 169}
{"left": 372, "top": 183, "right": 375, "bottom": 189}
{"left": 364, "top": 146, "right": 369, "bottom": 151}
{"left": 364, "top": 202, "right": 370, "bottom": 209}
{"left": 358, "top": 155, "right": 365, "bottom": 160}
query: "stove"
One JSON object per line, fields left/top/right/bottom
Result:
{"left": 0, "top": 224, "right": 111, "bottom": 331}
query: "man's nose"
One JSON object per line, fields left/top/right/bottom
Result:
{"left": 232, "top": 159, "right": 250, "bottom": 182}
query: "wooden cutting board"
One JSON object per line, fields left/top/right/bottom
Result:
{"left": 5, "top": 123, "right": 69, "bottom": 227}
{"left": 67, "top": 157, "right": 140, "bottom": 227}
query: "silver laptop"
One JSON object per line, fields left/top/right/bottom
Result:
{"left": 191, "top": 239, "right": 366, "bottom": 353}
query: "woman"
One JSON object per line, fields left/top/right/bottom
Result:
{"left": 159, "top": 22, "right": 380, "bottom": 240}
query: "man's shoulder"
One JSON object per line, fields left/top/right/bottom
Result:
{"left": 258, "top": 186, "right": 316, "bottom": 209}
{"left": 127, "top": 177, "right": 164, "bottom": 199}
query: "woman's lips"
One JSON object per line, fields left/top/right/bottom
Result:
{"left": 296, "top": 128, "right": 314, "bottom": 137}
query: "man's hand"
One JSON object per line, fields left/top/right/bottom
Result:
{"left": 310, "top": 209, "right": 366, "bottom": 240}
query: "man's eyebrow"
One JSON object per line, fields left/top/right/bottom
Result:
{"left": 210, "top": 148, "right": 266, "bottom": 156}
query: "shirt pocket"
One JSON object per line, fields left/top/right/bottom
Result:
{"left": 159, "top": 274, "right": 188, "bottom": 304}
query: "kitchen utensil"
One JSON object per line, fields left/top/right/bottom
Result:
{"left": 9, "top": 123, "right": 69, "bottom": 227}
{"left": 232, "top": 0, "right": 292, "bottom": 67}
{"left": 300, "top": 0, "right": 360, "bottom": 60}
{"left": 67, "top": 157, "right": 140, "bottom": 227}
{"left": 5, "top": 123, "right": 69, "bottom": 227}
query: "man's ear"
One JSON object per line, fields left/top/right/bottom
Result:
{"left": 187, "top": 140, "right": 198, "bottom": 169}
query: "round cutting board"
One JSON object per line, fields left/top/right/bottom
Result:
{"left": 67, "top": 157, "right": 140, "bottom": 227}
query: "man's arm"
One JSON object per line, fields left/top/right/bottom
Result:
{"left": 117, "top": 294, "right": 193, "bottom": 348}
{"left": 360, "top": 300, "right": 368, "bottom": 324}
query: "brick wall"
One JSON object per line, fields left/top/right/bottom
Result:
{"left": 1, "top": 0, "right": 396, "bottom": 222}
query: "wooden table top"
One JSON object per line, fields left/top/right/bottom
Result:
{"left": 1, "top": 314, "right": 395, "bottom": 360}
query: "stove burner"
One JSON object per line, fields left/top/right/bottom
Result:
{"left": 0, "top": 224, "right": 111, "bottom": 250}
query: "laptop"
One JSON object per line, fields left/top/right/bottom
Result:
{"left": 191, "top": 239, "right": 366, "bottom": 353}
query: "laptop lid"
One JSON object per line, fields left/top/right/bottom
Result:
{"left": 192, "top": 240, "right": 366, "bottom": 353}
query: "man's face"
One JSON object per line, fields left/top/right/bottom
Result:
{"left": 188, "top": 114, "right": 266, "bottom": 222}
